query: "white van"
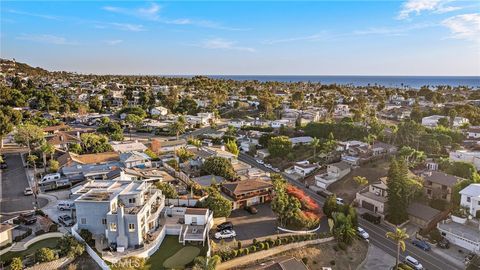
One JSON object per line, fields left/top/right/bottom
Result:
{"left": 404, "top": 256, "right": 423, "bottom": 270}
{"left": 57, "top": 201, "right": 75, "bottom": 211}
{"left": 41, "top": 173, "right": 61, "bottom": 183}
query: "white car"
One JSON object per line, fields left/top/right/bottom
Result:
{"left": 265, "top": 164, "right": 273, "bottom": 169}
{"left": 214, "top": 229, "right": 236, "bottom": 239}
{"left": 404, "top": 256, "right": 424, "bottom": 270}
{"left": 357, "top": 227, "right": 369, "bottom": 240}
{"left": 272, "top": 167, "right": 280, "bottom": 173}
{"left": 336, "top": 197, "right": 345, "bottom": 205}
{"left": 256, "top": 159, "right": 264, "bottom": 165}
{"left": 24, "top": 187, "right": 33, "bottom": 196}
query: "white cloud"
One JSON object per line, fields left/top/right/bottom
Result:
{"left": 104, "top": 39, "right": 123, "bottom": 45}
{"left": 398, "top": 0, "right": 460, "bottom": 19}
{"left": 103, "top": 3, "right": 160, "bottom": 21}
{"left": 201, "top": 38, "right": 255, "bottom": 52}
{"left": 17, "top": 34, "right": 77, "bottom": 45}
{"left": 353, "top": 23, "right": 435, "bottom": 36}
{"left": 109, "top": 23, "right": 145, "bottom": 32}
{"left": 442, "top": 13, "right": 480, "bottom": 42}
{"left": 262, "top": 33, "right": 327, "bottom": 45}
{"left": 7, "top": 9, "right": 61, "bottom": 20}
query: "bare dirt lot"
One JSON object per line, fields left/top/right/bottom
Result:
{"left": 327, "top": 159, "right": 391, "bottom": 203}
{"left": 238, "top": 239, "right": 368, "bottom": 270}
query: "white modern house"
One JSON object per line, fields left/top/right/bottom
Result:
{"left": 73, "top": 180, "right": 165, "bottom": 250}
{"left": 437, "top": 183, "right": 480, "bottom": 254}
{"left": 290, "top": 136, "right": 314, "bottom": 147}
{"left": 460, "top": 184, "right": 480, "bottom": 217}
{"left": 292, "top": 161, "right": 318, "bottom": 177}
{"left": 421, "top": 115, "right": 469, "bottom": 128}
{"left": 315, "top": 161, "right": 351, "bottom": 189}
{"left": 150, "top": 106, "right": 169, "bottom": 116}
{"left": 355, "top": 177, "right": 388, "bottom": 216}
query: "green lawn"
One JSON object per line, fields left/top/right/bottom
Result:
{"left": 146, "top": 236, "right": 207, "bottom": 270}
{"left": 0, "top": 237, "right": 60, "bottom": 264}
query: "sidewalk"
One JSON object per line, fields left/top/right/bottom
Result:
{"left": 360, "top": 244, "right": 396, "bottom": 270}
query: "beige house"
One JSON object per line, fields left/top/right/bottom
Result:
{"left": 0, "top": 224, "right": 16, "bottom": 247}
{"left": 422, "top": 171, "right": 464, "bottom": 202}
{"left": 355, "top": 177, "right": 388, "bottom": 216}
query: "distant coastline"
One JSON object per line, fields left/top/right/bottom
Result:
{"left": 202, "top": 75, "right": 480, "bottom": 89}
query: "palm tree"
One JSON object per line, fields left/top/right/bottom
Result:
{"left": 310, "top": 137, "right": 320, "bottom": 160}
{"left": 386, "top": 227, "right": 409, "bottom": 269}
{"left": 40, "top": 143, "right": 55, "bottom": 173}
{"left": 192, "top": 255, "right": 221, "bottom": 270}
{"left": 332, "top": 212, "right": 356, "bottom": 245}
{"left": 169, "top": 120, "right": 186, "bottom": 140}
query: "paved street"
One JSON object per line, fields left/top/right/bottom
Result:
{"left": 238, "top": 152, "right": 464, "bottom": 270}
{"left": 0, "top": 153, "right": 47, "bottom": 220}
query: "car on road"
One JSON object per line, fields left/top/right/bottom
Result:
{"left": 265, "top": 164, "right": 273, "bottom": 169}
{"left": 256, "top": 159, "right": 264, "bottom": 165}
{"left": 58, "top": 215, "right": 75, "bottom": 226}
{"left": 272, "top": 167, "right": 280, "bottom": 172}
{"left": 57, "top": 201, "right": 75, "bottom": 211}
{"left": 215, "top": 229, "right": 236, "bottom": 239}
{"left": 245, "top": 206, "right": 258, "bottom": 214}
{"left": 19, "top": 212, "right": 37, "bottom": 225}
{"left": 404, "top": 255, "right": 424, "bottom": 270}
{"left": 216, "top": 222, "right": 233, "bottom": 231}
{"left": 357, "top": 227, "right": 369, "bottom": 240}
{"left": 336, "top": 197, "right": 345, "bottom": 205}
{"left": 24, "top": 187, "right": 33, "bottom": 196}
{"left": 411, "top": 239, "right": 431, "bottom": 251}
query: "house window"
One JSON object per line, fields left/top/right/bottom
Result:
{"left": 110, "top": 223, "right": 117, "bottom": 231}
{"left": 128, "top": 224, "right": 135, "bottom": 232}
{"left": 81, "top": 218, "right": 86, "bottom": 224}
{"left": 427, "top": 189, "right": 432, "bottom": 195}
{"left": 102, "top": 219, "right": 107, "bottom": 225}
{"left": 442, "top": 194, "right": 447, "bottom": 200}
{"left": 467, "top": 197, "right": 471, "bottom": 202}
{"left": 129, "top": 198, "right": 136, "bottom": 204}
{"left": 442, "top": 185, "right": 447, "bottom": 190}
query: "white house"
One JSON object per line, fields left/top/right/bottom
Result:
{"left": 460, "top": 184, "right": 480, "bottom": 217}
{"left": 228, "top": 119, "right": 245, "bottom": 128}
{"left": 334, "top": 104, "right": 350, "bottom": 117}
{"left": 293, "top": 161, "right": 318, "bottom": 177}
{"left": 290, "top": 136, "right": 314, "bottom": 147}
{"left": 422, "top": 115, "right": 469, "bottom": 128}
{"left": 355, "top": 177, "right": 388, "bottom": 216}
{"left": 315, "top": 161, "right": 351, "bottom": 189}
{"left": 449, "top": 150, "right": 480, "bottom": 170}
{"left": 467, "top": 127, "right": 480, "bottom": 139}
{"left": 150, "top": 106, "right": 168, "bottom": 116}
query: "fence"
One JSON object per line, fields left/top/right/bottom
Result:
{"left": 163, "top": 163, "right": 191, "bottom": 184}
{"left": 166, "top": 198, "right": 199, "bottom": 207}
{"left": 71, "top": 225, "right": 110, "bottom": 270}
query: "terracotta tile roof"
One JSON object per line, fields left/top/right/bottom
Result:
{"left": 46, "top": 131, "right": 81, "bottom": 145}
{"left": 58, "top": 151, "right": 120, "bottom": 167}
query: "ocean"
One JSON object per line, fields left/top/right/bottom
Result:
{"left": 203, "top": 75, "right": 480, "bottom": 89}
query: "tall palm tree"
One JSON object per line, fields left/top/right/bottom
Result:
{"left": 40, "top": 143, "right": 55, "bottom": 173}
{"left": 310, "top": 137, "right": 320, "bottom": 160}
{"left": 169, "top": 120, "right": 186, "bottom": 140}
{"left": 386, "top": 227, "right": 409, "bottom": 269}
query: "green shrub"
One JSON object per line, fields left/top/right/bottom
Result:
{"left": 330, "top": 260, "right": 336, "bottom": 266}
{"left": 237, "top": 241, "right": 242, "bottom": 249}
{"left": 79, "top": 229, "right": 95, "bottom": 246}
{"left": 245, "top": 248, "right": 250, "bottom": 255}
{"left": 302, "top": 257, "right": 309, "bottom": 264}
{"left": 250, "top": 245, "right": 257, "bottom": 252}
{"left": 265, "top": 242, "right": 270, "bottom": 250}
{"left": 258, "top": 242, "right": 265, "bottom": 250}
{"left": 232, "top": 250, "right": 238, "bottom": 257}
{"left": 49, "top": 224, "right": 58, "bottom": 232}
{"left": 10, "top": 257, "right": 23, "bottom": 270}
{"left": 35, "top": 247, "right": 57, "bottom": 263}
{"left": 35, "top": 229, "right": 46, "bottom": 236}
{"left": 57, "top": 235, "right": 85, "bottom": 258}
{"left": 252, "top": 238, "right": 258, "bottom": 245}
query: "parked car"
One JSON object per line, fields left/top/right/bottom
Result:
{"left": 216, "top": 222, "right": 233, "bottom": 231}
{"left": 404, "top": 256, "right": 424, "bottom": 270}
{"left": 272, "top": 167, "right": 280, "bottom": 173}
{"left": 361, "top": 212, "right": 381, "bottom": 225}
{"left": 437, "top": 238, "right": 450, "bottom": 249}
{"left": 0, "top": 162, "right": 7, "bottom": 169}
{"left": 357, "top": 227, "right": 369, "bottom": 240}
{"left": 19, "top": 212, "right": 37, "bottom": 225}
{"left": 412, "top": 239, "right": 431, "bottom": 251}
{"left": 57, "top": 201, "right": 75, "bottom": 211}
{"left": 256, "top": 159, "right": 264, "bottom": 165}
{"left": 245, "top": 206, "right": 258, "bottom": 214}
{"left": 336, "top": 197, "right": 345, "bottom": 205}
{"left": 24, "top": 187, "right": 33, "bottom": 196}
{"left": 215, "top": 229, "right": 236, "bottom": 239}
{"left": 58, "top": 215, "right": 75, "bottom": 226}
{"left": 265, "top": 164, "right": 273, "bottom": 169}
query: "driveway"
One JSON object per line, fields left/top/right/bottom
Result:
{"left": 0, "top": 153, "right": 48, "bottom": 221}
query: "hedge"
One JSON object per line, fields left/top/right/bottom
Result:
{"left": 13, "top": 228, "right": 32, "bottom": 242}
{"left": 215, "top": 232, "right": 331, "bottom": 261}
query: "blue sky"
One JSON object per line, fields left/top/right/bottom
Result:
{"left": 1, "top": 1, "right": 479, "bottom": 75}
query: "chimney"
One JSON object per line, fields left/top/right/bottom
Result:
{"left": 116, "top": 205, "right": 129, "bottom": 249}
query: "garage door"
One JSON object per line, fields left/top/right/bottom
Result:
{"left": 362, "top": 201, "right": 375, "bottom": 212}
{"left": 248, "top": 197, "right": 260, "bottom": 206}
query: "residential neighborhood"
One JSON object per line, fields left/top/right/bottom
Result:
{"left": 1, "top": 58, "right": 480, "bottom": 270}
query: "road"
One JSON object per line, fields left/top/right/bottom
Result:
{"left": 0, "top": 153, "right": 48, "bottom": 221}
{"left": 238, "top": 152, "right": 463, "bottom": 270}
